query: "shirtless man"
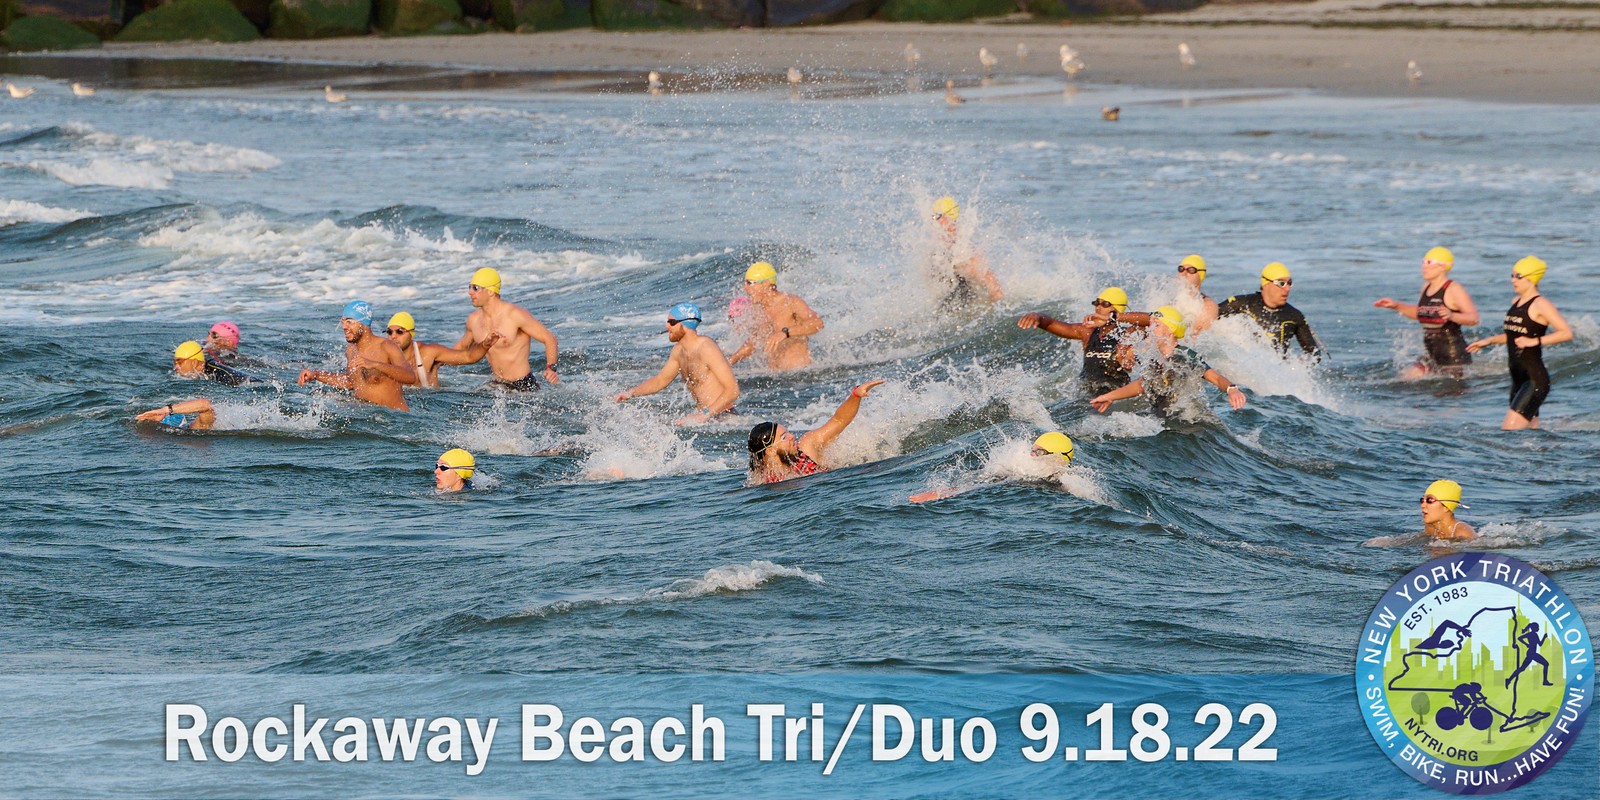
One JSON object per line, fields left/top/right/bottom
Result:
{"left": 454, "top": 267, "right": 560, "bottom": 391}
{"left": 297, "top": 300, "right": 416, "bottom": 411}
{"left": 1174, "top": 254, "right": 1219, "bottom": 335}
{"left": 614, "top": 302, "right": 740, "bottom": 426}
{"left": 383, "top": 311, "right": 498, "bottom": 388}
{"left": 728, "top": 261, "right": 825, "bottom": 371}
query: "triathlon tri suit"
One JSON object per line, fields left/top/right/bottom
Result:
{"left": 1416, "top": 280, "right": 1470, "bottom": 368}
{"left": 1217, "top": 292, "right": 1322, "bottom": 359}
{"left": 1141, "top": 347, "right": 1212, "bottom": 415}
{"left": 1503, "top": 295, "right": 1550, "bottom": 419}
{"left": 764, "top": 443, "right": 824, "bottom": 485}
{"left": 1080, "top": 319, "right": 1131, "bottom": 395}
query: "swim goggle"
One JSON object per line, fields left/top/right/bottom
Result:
{"left": 1176, "top": 266, "right": 1202, "bottom": 275}
{"left": 436, "top": 463, "right": 459, "bottom": 473}
{"left": 1420, "top": 494, "right": 1469, "bottom": 508}
{"left": 667, "top": 316, "right": 701, "bottom": 327}
{"left": 1268, "top": 278, "right": 1293, "bottom": 288}
{"left": 468, "top": 284, "right": 492, "bottom": 292}
{"left": 1092, "top": 299, "right": 1115, "bottom": 308}
{"left": 1511, "top": 272, "right": 1531, "bottom": 280}
{"left": 385, "top": 327, "right": 411, "bottom": 335}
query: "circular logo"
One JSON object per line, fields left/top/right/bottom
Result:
{"left": 1357, "top": 553, "right": 1592, "bottom": 793}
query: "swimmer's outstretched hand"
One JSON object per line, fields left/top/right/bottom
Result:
{"left": 1017, "top": 312, "right": 1047, "bottom": 329}
{"left": 613, "top": 390, "right": 633, "bottom": 403}
{"left": 1089, "top": 394, "right": 1114, "bottom": 413}
{"left": 134, "top": 408, "right": 169, "bottom": 422}
{"left": 851, "top": 379, "right": 885, "bottom": 398}
{"left": 1225, "top": 385, "right": 1247, "bottom": 410}
{"left": 1374, "top": 298, "right": 1398, "bottom": 310}
{"left": 296, "top": 369, "right": 317, "bottom": 386}
{"left": 543, "top": 365, "right": 560, "bottom": 384}
{"left": 1466, "top": 338, "right": 1492, "bottom": 353}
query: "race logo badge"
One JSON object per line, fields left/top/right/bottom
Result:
{"left": 1358, "top": 553, "right": 1591, "bottom": 793}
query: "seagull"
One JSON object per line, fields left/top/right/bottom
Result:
{"left": 6, "top": 82, "right": 35, "bottom": 99}
{"left": 903, "top": 42, "right": 921, "bottom": 69}
{"left": 71, "top": 82, "right": 96, "bottom": 97}
{"left": 945, "top": 79, "right": 966, "bottom": 107}
{"left": 1179, "top": 42, "right": 1197, "bottom": 69}
{"left": 648, "top": 71, "right": 664, "bottom": 94}
{"left": 1101, "top": 106, "right": 1120, "bottom": 122}
{"left": 787, "top": 67, "right": 802, "bottom": 86}
{"left": 978, "top": 47, "right": 999, "bottom": 77}
{"left": 1407, "top": 60, "right": 1423, "bottom": 84}
{"left": 1060, "top": 45, "right": 1085, "bottom": 79}
{"left": 323, "top": 85, "right": 347, "bottom": 103}
{"left": 1016, "top": 43, "right": 1030, "bottom": 61}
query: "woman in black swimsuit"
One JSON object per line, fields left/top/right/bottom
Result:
{"left": 1467, "top": 257, "right": 1573, "bottom": 430}
{"left": 1374, "top": 246, "right": 1480, "bottom": 378}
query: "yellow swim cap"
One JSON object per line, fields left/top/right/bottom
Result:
{"left": 1425, "top": 479, "right": 1466, "bottom": 511}
{"left": 470, "top": 268, "right": 502, "bottom": 294}
{"left": 387, "top": 312, "right": 415, "bottom": 332}
{"left": 745, "top": 261, "right": 777, "bottom": 284}
{"left": 439, "top": 448, "right": 476, "bottom": 480}
{"left": 173, "top": 341, "right": 204, "bottom": 363}
{"left": 1514, "top": 256, "right": 1547, "bottom": 285}
{"left": 1180, "top": 254, "right": 1207, "bottom": 275}
{"left": 1095, "top": 286, "right": 1128, "bottom": 313}
{"left": 1261, "top": 262, "right": 1292, "bottom": 283}
{"left": 1033, "top": 432, "right": 1075, "bottom": 464}
{"left": 1152, "top": 305, "right": 1187, "bottom": 340}
{"left": 933, "top": 196, "right": 960, "bottom": 221}
{"left": 1424, "top": 247, "right": 1454, "bottom": 268}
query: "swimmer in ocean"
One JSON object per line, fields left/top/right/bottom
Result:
{"left": 134, "top": 398, "right": 215, "bottom": 431}
{"left": 728, "top": 261, "right": 825, "bottom": 372}
{"left": 1218, "top": 262, "right": 1323, "bottom": 360}
{"left": 172, "top": 340, "right": 250, "bottom": 386}
{"left": 454, "top": 267, "right": 560, "bottom": 392}
{"left": 434, "top": 449, "right": 475, "bottom": 493}
{"left": 1420, "top": 479, "right": 1475, "bottom": 542}
{"left": 930, "top": 196, "right": 1002, "bottom": 307}
{"left": 1018, "top": 287, "right": 1155, "bottom": 396}
{"left": 1174, "top": 254, "right": 1219, "bottom": 336}
{"left": 203, "top": 322, "right": 240, "bottom": 363}
{"left": 1374, "top": 247, "right": 1480, "bottom": 378}
{"left": 748, "top": 380, "right": 884, "bottom": 484}
{"left": 297, "top": 300, "right": 417, "bottom": 412}
{"left": 909, "top": 431, "right": 1076, "bottom": 504}
{"left": 383, "top": 312, "right": 499, "bottom": 389}
{"left": 1089, "top": 306, "right": 1247, "bottom": 415}
{"left": 1466, "top": 257, "right": 1574, "bottom": 431}
{"left": 616, "top": 303, "right": 740, "bottom": 425}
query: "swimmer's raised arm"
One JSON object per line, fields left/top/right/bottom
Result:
{"left": 1018, "top": 312, "right": 1091, "bottom": 341}
{"left": 615, "top": 350, "right": 682, "bottom": 402}
{"left": 1202, "top": 369, "right": 1248, "bottom": 410}
{"left": 800, "top": 379, "right": 884, "bottom": 456}
{"left": 1090, "top": 379, "right": 1144, "bottom": 413}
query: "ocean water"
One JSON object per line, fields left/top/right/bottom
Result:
{"left": 1, "top": 59, "right": 1597, "bottom": 795}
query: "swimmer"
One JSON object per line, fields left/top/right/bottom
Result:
{"left": 615, "top": 303, "right": 740, "bottom": 425}
{"left": 1018, "top": 287, "right": 1154, "bottom": 396}
{"left": 747, "top": 380, "right": 884, "bottom": 484}
{"left": 134, "top": 398, "right": 215, "bottom": 431}
{"left": 296, "top": 300, "right": 416, "bottom": 412}
{"left": 909, "top": 431, "right": 1075, "bottom": 504}
{"left": 1174, "top": 254, "right": 1219, "bottom": 335}
{"left": 1374, "top": 247, "right": 1480, "bottom": 378}
{"left": 931, "top": 196, "right": 1002, "bottom": 306}
{"left": 455, "top": 267, "right": 560, "bottom": 391}
{"left": 204, "top": 322, "right": 240, "bottom": 363}
{"left": 1420, "top": 479, "right": 1475, "bottom": 542}
{"left": 172, "top": 341, "right": 249, "bottom": 386}
{"left": 383, "top": 312, "right": 500, "bottom": 388}
{"left": 435, "top": 448, "right": 475, "bottom": 493}
{"left": 1089, "top": 307, "right": 1247, "bottom": 415}
{"left": 728, "top": 261, "right": 825, "bottom": 371}
{"left": 1218, "top": 262, "right": 1323, "bottom": 359}
{"left": 1467, "top": 257, "right": 1573, "bottom": 430}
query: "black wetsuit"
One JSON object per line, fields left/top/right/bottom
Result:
{"left": 1503, "top": 295, "right": 1550, "bottom": 419}
{"left": 1217, "top": 292, "right": 1322, "bottom": 359}
{"left": 1142, "top": 346, "right": 1212, "bottom": 415}
{"left": 202, "top": 358, "right": 249, "bottom": 387}
{"left": 943, "top": 274, "right": 982, "bottom": 308}
{"left": 1080, "top": 319, "right": 1131, "bottom": 395}
{"left": 1416, "top": 280, "right": 1470, "bottom": 369}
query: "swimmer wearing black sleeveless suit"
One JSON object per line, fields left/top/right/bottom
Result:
{"left": 1375, "top": 247, "right": 1480, "bottom": 378}
{"left": 1467, "top": 257, "right": 1573, "bottom": 430}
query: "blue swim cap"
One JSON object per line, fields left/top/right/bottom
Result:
{"left": 342, "top": 300, "right": 373, "bottom": 328}
{"left": 668, "top": 302, "right": 701, "bottom": 330}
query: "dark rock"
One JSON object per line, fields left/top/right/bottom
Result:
{"left": 116, "top": 0, "right": 261, "bottom": 40}
{"left": 489, "top": 0, "right": 557, "bottom": 30}
{"left": 15, "top": 0, "right": 120, "bottom": 35}
{"left": 2, "top": 14, "right": 102, "bottom": 49}
{"left": 875, "top": 0, "right": 1014, "bottom": 21}
{"left": 375, "top": 0, "right": 460, "bottom": 33}
{"left": 664, "top": 0, "right": 759, "bottom": 27}
{"left": 591, "top": 0, "right": 721, "bottom": 29}
{"left": 766, "top": 0, "right": 882, "bottom": 27}
{"left": 229, "top": 0, "right": 271, "bottom": 27}
{"left": 267, "top": 0, "right": 371, "bottom": 38}
{"left": 456, "top": 0, "right": 487, "bottom": 15}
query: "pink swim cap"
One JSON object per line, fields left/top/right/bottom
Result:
{"left": 209, "top": 321, "right": 240, "bottom": 347}
{"left": 728, "top": 295, "right": 752, "bottom": 319}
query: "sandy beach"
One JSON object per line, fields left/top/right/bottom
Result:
{"left": 18, "top": 3, "right": 1587, "bottom": 105}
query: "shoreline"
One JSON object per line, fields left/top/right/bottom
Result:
{"left": 5, "top": 20, "right": 1600, "bottom": 104}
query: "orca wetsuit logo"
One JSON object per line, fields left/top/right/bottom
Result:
{"left": 1358, "top": 553, "right": 1591, "bottom": 793}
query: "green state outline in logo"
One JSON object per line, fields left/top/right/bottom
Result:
{"left": 1357, "top": 553, "right": 1591, "bottom": 793}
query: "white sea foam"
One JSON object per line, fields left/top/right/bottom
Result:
{"left": 574, "top": 395, "right": 731, "bottom": 481}
{"left": 506, "top": 560, "right": 822, "bottom": 619}
{"left": 1072, "top": 411, "right": 1164, "bottom": 439}
{"left": 33, "top": 159, "right": 175, "bottom": 189}
{"left": 206, "top": 395, "right": 329, "bottom": 433}
{"left": 0, "top": 199, "right": 93, "bottom": 226}
{"left": 19, "top": 124, "right": 279, "bottom": 189}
